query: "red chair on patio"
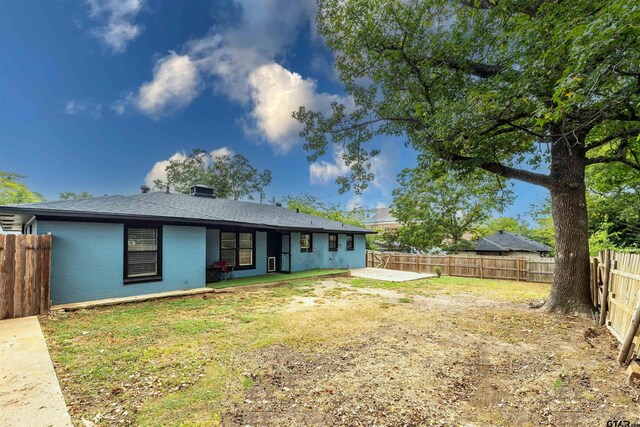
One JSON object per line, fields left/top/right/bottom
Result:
{"left": 214, "top": 261, "right": 234, "bottom": 281}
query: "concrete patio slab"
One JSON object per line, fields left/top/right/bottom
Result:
{"left": 350, "top": 267, "right": 436, "bottom": 282}
{"left": 0, "top": 316, "right": 72, "bottom": 427}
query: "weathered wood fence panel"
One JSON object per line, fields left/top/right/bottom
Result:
{"left": 593, "top": 250, "right": 640, "bottom": 363}
{"left": 0, "top": 234, "right": 52, "bottom": 320}
{"left": 366, "top": 251, "right": 553, "bottom": 283}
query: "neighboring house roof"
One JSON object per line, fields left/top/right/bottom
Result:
{"left": 0, "top": 192, "right": 373, "bottom": 234}
{"left": 353, "top": 208, "right": 398, "bottom": 226}
{"left": 469, "top": 230, "right": 552, "bottom": 253}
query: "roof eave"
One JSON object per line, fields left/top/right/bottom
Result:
{"left": 0, "top": 206, "right": 374, "bottom": 234}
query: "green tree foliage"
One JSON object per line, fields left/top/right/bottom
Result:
{"left": 294, "top": 0, "right": 640, "bottom": 313}
{"left": 0, "top": 172, "right": 43, "bottom": 205}
{"left": 474, "top": 216, "right": 529, "bottom": 237}
{"left": 59, "top": 191, "right": 93, "bottom": 200}
{"left": 586, "top": 163, "right": 640, "bottom": 250}
{"left": 475, "top": 212, "right": 556, "bottom": 253}
{"left": 279, "top": 193, "right": 377, "bottom": 248}
{"left": 393, "top": 164, "right": 513, "bottom": 250}
{"left": 153, "top": 149, "right": 272, "bottom": 200}
{"left": 280, "top": 193, "right": 365, "bottom": 227}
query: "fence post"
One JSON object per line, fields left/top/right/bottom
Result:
{"left": 41, "top": 234, "right": 52, "bottom": 314}
{"left": 24, "top": 235, "right": 35, "bottom": 316}
{"left": 599, "top": 249, "right": 611, "bottom": 326}
{"left": 447, "top": 256, "right": 451, "bottom": 276}
{"left": 13, "top": 236, "right": 26, "bottom": 318}
{"left": 0, "top": 235, "right": 5, "bottom": 320}
{"left": 479, "top": 257, "right": 484, "bottom": 279}
{"left": 591, "top": 257, "right": 599, "bottom": 307}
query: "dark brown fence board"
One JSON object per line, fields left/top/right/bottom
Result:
{"left": 0, "top": 235, "right": 5, "bottom": 319}
{"left": 3, "top": 235, "right": 16, "bottom": 319}
{"left": 0, "top": 234, "right": 52, "bottom": 319}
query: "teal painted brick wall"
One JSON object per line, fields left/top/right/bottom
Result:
{"left": 37, "top": 221, "right": 206, "bottom": 304}
{"left": 290, "top": 232, "right": 366, "bottom": 272}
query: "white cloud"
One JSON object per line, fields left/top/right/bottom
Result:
{"left": 63, "top": 99, "right": 102, "bottom": 118}
{"left": 309, "top": 150, "right": 350, "bottom": 185}
{"left": 210, "top": 147, "right": 234, "bottom": 159}
{"left": 144, "top": 147, "right": 234, "bottom": 188}
{"left": 346, "top": 195, "right": 362, "bottom": 211}
{"left": 376, "top": 202, "right": 387, "bottom": 209}
{"left": 85, "top": 0, "right": 145, "bottom": 53}
{"left": 309, "top": 150, "right": 392, "bottom": 195}
{"left": 247, "top": 63, "right": 343, "bottom": 153}
{"left": 144, "top": 152, "right": 186, "bottom": 188}
{"left": 123, "top": 0, "right": 348, "bottom": 153}
{"left": 135, "top": 53, "right": 200, "bottom": 118}
{"left": 111, "top": 97, "right": 128, "bottom": 115}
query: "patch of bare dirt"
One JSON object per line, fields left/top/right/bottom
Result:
{"left": 221, "top": 292, "right": 639, "bottom": 427}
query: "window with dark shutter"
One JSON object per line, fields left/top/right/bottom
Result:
{"left": 125, "top": 226, "right": 162, "bottom": 283}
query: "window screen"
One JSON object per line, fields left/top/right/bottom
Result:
{"left": 221, "top": 232, "right": 237, "bottom": 267}
{"left": 346, "top": 234, "right": 354, "bottom": 251}
{"left": 126, "top": 227, "right": 160, "bottom": 280}
{"left": 238, "top": 232, "right": 253, "bottom": 266}
{"left": 300, "top": 233, "right": 312, "bottom": 252}
{"left": 328, "top": 234, "right": 338, "bottom": 251}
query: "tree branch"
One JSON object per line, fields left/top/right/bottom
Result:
{"left": 586, "top": 136, "right": 640, "bottom": 172}
{"left": 442, "top": 152, "right": 555, "bottom": 188}
{"left": 586, "top": 156, "right": 640, "bottom": 172}
{"left": 585, "top": 127, "right": 640, "bottom": 151}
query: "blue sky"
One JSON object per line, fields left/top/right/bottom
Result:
{"left": 0, "top": 0, "right": 547, "bottom": 217}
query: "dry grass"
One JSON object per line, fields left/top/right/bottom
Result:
{"left": 40, "top": 276, "right": 639, "bottom": 426}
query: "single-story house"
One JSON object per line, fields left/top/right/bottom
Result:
{"left": 0, "top": 185, "right": 373, "bottom": 305}
{"left": 462, "top": 230, "right": 552, "bottom": 258}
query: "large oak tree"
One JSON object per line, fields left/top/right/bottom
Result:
{"left": 295, "top": 0, "right": 640, "bottom": 313}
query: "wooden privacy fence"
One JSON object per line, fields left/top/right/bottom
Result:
{"left": 0, "top": 234, "right": 52, "bottom": 320}
{"left": 365, "top": 250, "right": 640, "bottom": 363}
{"left": 591, "top": 250, "right": 640, "bottom": 364}
{"left": 366, "top": 250, "right": 555, "bottom": 283}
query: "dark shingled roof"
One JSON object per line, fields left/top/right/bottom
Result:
{"left": 471, "top": 230, "right": 552, "bottom": 253}
{"left": 0, "top": 192, "right": 373, "bottom": 234}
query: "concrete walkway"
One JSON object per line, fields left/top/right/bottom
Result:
{"left": 0, "top": 316, "right": 72, "bottom": 427}
{"left": 52, "top": 287, "right": 214, "bottom": 311}
{"left": 350, "top": 267, "right": 436, "bottom": 282}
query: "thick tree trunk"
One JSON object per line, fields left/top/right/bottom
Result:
{"left": 543, "top": 140, "right": 593, "bottom": 314}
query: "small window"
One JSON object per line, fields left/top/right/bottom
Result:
{"left": 300, "top": 233, "right": 312, "bottom": 252}
{"left": 220, "top": 232, "right": 236, "bottom": 267}
{"left": 328, "top": 234, "right": 338, "bottom": 251}
{"left": 346, "top": 234, "right": 354, "bottom": 251}
{"left": 125, "top": 226, "right": 161, "bottom": 283}
{"left": 238, "top": 232, "right": 253, "bottom": 266}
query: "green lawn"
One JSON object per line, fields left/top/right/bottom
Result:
{"left": 206, "top": 268, "right": 348, "bottom": 289}
{"left": 40, "top": 275, "right": 638, "bottom": 426}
